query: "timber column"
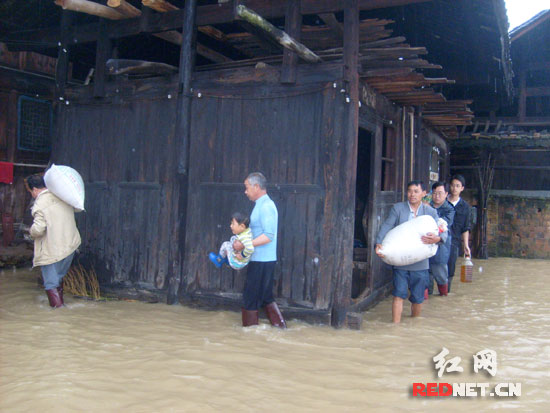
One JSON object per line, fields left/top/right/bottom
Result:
{"left": 331, "top": 0, "right": 360, "bottom": 328}
{"left": 55, "top": 10, "right": 73, "bottom": 99}
{"left": 167, "top": 0, "right": 197, "bottom": 304}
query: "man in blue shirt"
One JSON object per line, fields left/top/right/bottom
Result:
{"left": 240, "top": 172, "right": 286, "bottom": 328}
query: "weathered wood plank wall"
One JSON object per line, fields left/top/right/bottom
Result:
{"left": 54, "top": 98, "right": 179, "bottom": 288}
{"left": 50, "top": 61, "right": 449, "bottom": 324}
{"left": 181, "top": 82, "right": 341, "bottom": 310}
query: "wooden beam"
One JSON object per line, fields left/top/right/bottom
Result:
{"left": 7, "top": 1, "right": 428, "bottom": 47}
{"left": 197, "top": 25, "right": 228, "bottom": 42}
{"left": 360, "top": 59, "right": 441, "bottom": 69}
{"left": 55, "top": 10, "right": 73, "bottom": 97}
{"left": 108, "top": 0, "right": 185, "bottom": 48}
{"left": 360, "top": 67, "right": 414, "bottom": 77}
{"left": 169, "top": 0, "right": 198, "bottom": 304}
{"left": 358, "top": 46, "right": 428, "bottom": 56}
{"left": 54, "top": 0, "right": 126, "bottom": 20}
{"left": 142, "top": 1, "right": 233, "bottom": 64}
{"left": 331, "top": 0, "right": 359, "bottom": 328}
{"left": 177, "top": 0, "right": 197, "bottom": 175}
{"left": 142, "top": 0, "right": 178, "bottom": 13}
{"left": 281, "top": 0, "right": 302, "bottom": 84}
{"left": 107, "top": 0, "right": 141, "bottom": 18}
{"left": 235, "top": 4, "right": 321, "bottom": 63}
{"left": 106, "top": 58, "right": 178, "bottom": 75}
{"left": 196, "top": 43, "right": 233, "bottom": 63}
{"left": 518, "top": 70, "right": 526, "bottom": 122}
{"left": 153, "top": 30, "right": 182, "bottom": 45}
{"left": 318, "top": 13, "right": 343, "bottom": 40}
{"left": 94, "top": 19, "right": 112, "bottom": 97}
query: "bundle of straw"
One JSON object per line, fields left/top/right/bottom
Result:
{"left": 64, "top": 263, "right": 101, "bottom": 300}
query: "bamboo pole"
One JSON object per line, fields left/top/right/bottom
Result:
{"left": 107, "top": 0, "right": 141, "bottom": 18}
{"left": 235, "top": 4, "right": 321, "bottom": 63}
{"left": 54, "top": 0, "right": 126, "bottom": 20}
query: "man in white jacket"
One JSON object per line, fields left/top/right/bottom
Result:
{"left": 26, "top": 174, "right": 81, "bottom": 308}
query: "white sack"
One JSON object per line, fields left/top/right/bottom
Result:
{"left": 44, "top": 164, "right": 85, "bottom": 211}
{"left": 379, "top": 215, "right": 438, "bottom": 266}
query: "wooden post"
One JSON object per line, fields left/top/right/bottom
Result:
{"left": 518, "top": 69, "right": 526, "bottom": 122}
{"left": 475, "top": 150, "right": 495, "bottom": 259}
{"left": 281, "top": 0, "right": 302, "bottom": 84}
{"left": 55, "top": 10, "right": 73, "bottom": 98}
{"left": 177, "top": 0, "right": 197, "bottom": 174}
{"left": 93, "top": 19, "right": 112, "bottom": 98}
{"left": 331, "top": 0, "right": 359, "bottom": 328}
{"left": 235, "top": 4, "right": 321, "bottom": 63}
{"left": 167, "top": 0, "right": 197, "bottom": 305}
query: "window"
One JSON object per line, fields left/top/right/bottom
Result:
{"left": 17, "top": 96, "right": 52, "bottom": 152}
{"left": 429, "top": 146, "right": 440, "bottom": 185}
{"left": 381, "top": 126, "right": 397, "bottom": 191}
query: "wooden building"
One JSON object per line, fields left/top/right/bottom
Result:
{"left": 0, "top": 0, "right": 511, "bottom": 327}
{"left": 451, "top": 9, "right": 550, "bottom": 259}
{"left": 0, "top": 43, "right": 60, "bottom": 239}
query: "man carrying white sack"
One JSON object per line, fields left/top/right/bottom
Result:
{"left": 25, "top": 174, "right": 81, "bottom": 308}
{"left": 375, "top": 180, "right": 442, "bottom": 323}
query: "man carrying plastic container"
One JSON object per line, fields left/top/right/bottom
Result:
{"left": 25, "top": 174, "right": 81, "bottom": 308}
{"left": 447, "top": 174, "right": 471, "bottom": 292}
{"left": 375, "top": 181, "right": 441, "bottom": 323}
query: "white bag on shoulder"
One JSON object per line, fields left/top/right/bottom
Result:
{"left": 44, "top": 164, "right": 85, "bottom": 211}
{"left": 379, "top": 215, "right": 438, "bottom": 266}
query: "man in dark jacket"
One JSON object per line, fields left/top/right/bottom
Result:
{"left": 447, "top": 174, "right": 471, "bottom": 292}
{"left": 375, "top": 181, "right": 441, "bottom": 323}
{"left": 428, "top": 182, "right": 454, "bottom": 296}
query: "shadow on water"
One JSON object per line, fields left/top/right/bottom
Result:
{"left": 1, "top": 258, "right": 548, "bottom": 412}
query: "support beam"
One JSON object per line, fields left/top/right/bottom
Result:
{"left": 281, "top": 0, "right": 302, "bottom": 84}
{"left": 318, "top": 13, "right": 343, "bottom": 40}
{"left": 177, "top": 0, "right": 197, "bottom": 175}
{"left": 235, "top": 4, "right": 321, "bottom": 63}
{"left": 331, "top": 0, "right": 359, "bottom": 328}
{"left": 106, "top": 59, "right": 178, "bottom": 75}
{"left": 142, "top": 0, "right": 178, "bottom": 13}
{"left": 109, "top": 0, "right": 184, "bottom": 47}
{"left": 169, "top": 0, "right": 197, "bottom": 305}
{"left": 5, "top": 1, "right": 432, "bottom": 47}
{"left": 107, "top": 0, "right": 141, "bottom": 18}
{"left": 54, "top": 0, "right": 126, "bottom": 20}
{"left": 143, "top": 0, "right": 233, "bottom": 64}
{"left": 55, "top": 10, "right": 73, "bottom": 98}
{"left": 93, "top": 19, "right": 112, "bottom": 97}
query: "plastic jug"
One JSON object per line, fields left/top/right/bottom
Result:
{"left": 460, "top": 255, "right": 473, "bottom": 283}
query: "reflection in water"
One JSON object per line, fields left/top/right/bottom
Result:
{"left": 1, "top": 258, "right": 548, "bottom": 412}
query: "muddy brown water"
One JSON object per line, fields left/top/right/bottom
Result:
{"left": 1, "top": 258, "right": 548, "bottom": 412}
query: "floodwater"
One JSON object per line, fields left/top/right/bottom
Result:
{"left": 1, "top": 258, "right": 548, "bottom": 412}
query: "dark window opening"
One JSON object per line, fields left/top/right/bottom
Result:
{"left": 352, "top": 128, "right": 372, "bottom": 299}
{"left": 17, "top": 96, "right": 52, "bottom": 153}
